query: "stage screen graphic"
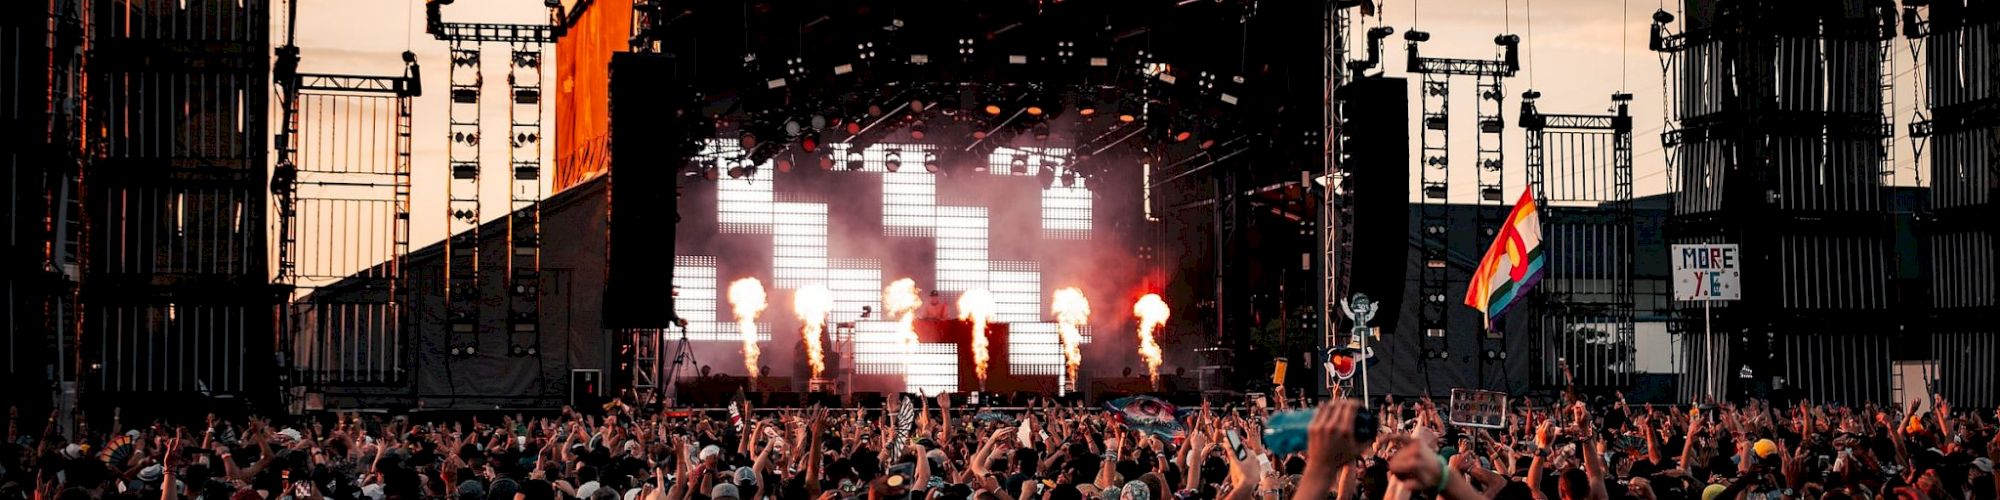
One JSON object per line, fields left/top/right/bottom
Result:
{"left": 672, "top": 139, "right": 1140, "bottom": 394}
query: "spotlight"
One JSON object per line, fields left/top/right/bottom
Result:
{"left": 800, "top": 132, "right": 819, "bottom": 153}
{"left": 924, "top": 154, "right": 941, "bottom": 173}
{"left": 885, "top": 152, "right": 902, "bottom": 172}
{"left": 1033, "top": 123, "right": 1051, "bottom": 141}
{"left": 1036, "top": 166, "right": 1055, "bottom": 187}
{"left": 704, "top": 165, "right": 721, "bottom": 181}
{"left": 1026, "top": 105, "right": 1045, "bottom": 117}
{"left": 1060, "top": 170, "right": 1076, "bottom": 188}
{"left": 1118, "top": 113, "right": 1136, "bottom": 123}
{"left": 1173, "top": 130, "right": 1193, "bottom": 142}
{"left": 846, "top": 121, "right": 863, "bottom": 135}
{"left": 1010, "top": 155, "right": 1028, "bottom": 174}
{"left": 775, "top": 155, "right": 794, "bottom": 173}
{"left": 819, "top": 154, "right": 836, "bottom": 170}
{"left": 846, "top": 151, "right": 865, "bottom": 170}
{"left": 727, "top": 160, "right": 747, "bottom": 179}
{"left": 909, "top": 120, "right": 927, "bottom": 140}
{"left": 740, "top": 130, "right": 758, "bottom": 149}
{"left": 984, "top": 104, "right": 1003, "bottom": 116}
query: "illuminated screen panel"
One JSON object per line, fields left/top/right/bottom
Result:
{"left": 679, "top": 140, "right": 1122, "bottom": 385}
{"left": 672, "top": 255, "right": 772, "bottom": 341}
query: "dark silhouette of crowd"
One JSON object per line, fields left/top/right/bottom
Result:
{"left": 1, "top": 393, "right": 1993, "bottom": 500}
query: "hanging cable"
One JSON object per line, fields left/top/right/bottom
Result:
{"left": 1526, "top": 0, "right": 1535, "bottom": 88}
{"left": 1622, "top": 0, "right": 1629, "bottom": 91}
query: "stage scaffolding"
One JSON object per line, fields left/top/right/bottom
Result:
{"left": 1653, "top": 1, "right": 1900, "bottom": 405}
{"left": 1521, "top": 92, "right": 1636, "bottom": 389}
{"left": 1904, "top": 1, "right": 1999, "bottom": 408}
{"left": 274, "top": 51, "right": 421, "bottom": 390}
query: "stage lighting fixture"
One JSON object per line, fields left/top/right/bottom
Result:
{"left": 740, "top": 130, "right": 758, "bottom": 149}
{"left": 885, "top": 152, "right": 902, "bottom": 172}
{"left": 1060, "top": 170, "right": 1077, "bottom": 187}
{"left": 1037, "top": 166, "right": 1056, "bottom": 187}
{"left": 801, "top": 133, "right": 819, "bottom": 153}
{"left": 985, "top": 104, "right": 1003, "bottom": 116}
{"left": 783, "top": 119, "right": 802, "bottom": 137}
{"left": 1010, "top": 155, "right": 1028, "bottom": 174}
{"left": 727, "top": 161, "right": 747, "bottom": 179}
{"left": 924, "top": 154, "right": 941, "bottom": 173}
{"left": 846, "top": 151, "right": 865, "bottom": 170}
{"left": 1033, "top": 123, "right": 1051, "bottom": 141}
{"left": 819, "top": 154, "right": 836, "bottom": 170}
{"left": 776, "top": 155, "right": 794, "bottom": 173}
{"left": 847, "top": 120, "right": 864, "bottom": 135}
{"left": 1173, "top": 130, "right": 1192, "bottom": 142}
{"left": 704, "top": 165, "right": 721, "bottom": 181}
{"left": 1027, "top": 105, "right": 1045, "bottom": 116}
{"left": 910, "top": 120, "right": 927, "bottom": 140}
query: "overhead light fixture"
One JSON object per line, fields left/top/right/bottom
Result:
{"left": 909, "top": 121, "right": 926, "bottom": 140}
{"left": 984, "top": 104, "right": 1003, "bottom": 116}
{"left": 885, "top": 152, "right": 902, "bottom": 172}
{"left": 1033, "top": 123, "right": 1051, "bottom": 141}
{"left": 1026, "top": 105, "right": 1045, "bottom": 116}
{"left": 704, "top": 166, "right": 721, "bottom": 181}
{"left": 1173, "top": 130, "right": 1192, "bottom": 142}
{"left": 1010, "top": 155, "right": 1028, "bottom": 174}
{"left": 846, "top": 151, "right": 865, "bottom": 171}
{"left": 727, "top": 160, "right": 747, "bottom": 179}
{"left": 801, "top": 132, "right": 819, "bottom": 153}
{"left": 1060, "top": 170, "right": 1077, "bottom": 188}
{"left": 740, "top": 131, "right": 758, "bottom": 149}
{"left": 1037, "top": 166, "right": 1056, "bottom": 187}
{"left": 924, "top": 154, "right": 941, "bottom": 173}
{"left": 818, "top": 154, "right": 836, "bottom": 170}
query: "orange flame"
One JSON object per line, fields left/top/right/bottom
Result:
{"left": 1051, "top": 287, "right": 1090, "bottom": 390}
{"left": 1133, "top": 294, "right": 1171, "bottom": 388}
{"left": 957, "top": 289, "right": 997, "bottom": 386}
{"left": 727, "top": 277, "right": 768, "bottom": 378}
{"left": 883, "top": 279, "right": 923, "bottom": 388}
{"left": 793, "top": 284, "right": 834, "bottom": 378}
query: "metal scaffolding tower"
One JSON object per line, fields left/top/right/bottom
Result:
{"left": 1404, "top": 30, "right": 1518, "bottom": 389}
{"left": 1903, "top": 1, "right": 1999, "bottom": 407}
{"left": 274, "top": 47, "right": 422, "bottom": 390}
{"left": 1521, "top": 91, "right": 1636, "bottom": 389}
{"left": 446, "top": 43, "right": 484, "bottom": 353}
{"left": 507, "top": 46, "right": 546, "bottom": 357}
{"left": 1652, "top": 3, "right": 1900, "bottom": 404}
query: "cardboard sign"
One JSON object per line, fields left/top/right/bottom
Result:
{"left": 1448, "top": 389, "right": 1509, "bottom": 429}
{"left": 1671, "top": 244, "right": 1741, "bottom": 301}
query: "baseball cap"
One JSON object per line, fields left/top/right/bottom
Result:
{"left": 711, "top": 483, "right": 741, "bottom": 500}
{"left": 1974, "top": 458, "right": 1994, "bottom": 474}
{"left": 1701, "top": 484, "right": 1727, "bottom": 500}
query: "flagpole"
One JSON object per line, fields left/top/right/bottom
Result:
{"left": 1704, "top": 299, "right": 1716, "bottom": 402}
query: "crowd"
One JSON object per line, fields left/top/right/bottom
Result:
{"left": 1, "top": 393, "right": 1994, "bottom": 500}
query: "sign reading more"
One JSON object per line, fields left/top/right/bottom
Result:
{"left": 1671, "top": 244, "right": 1741, "bottom": 301}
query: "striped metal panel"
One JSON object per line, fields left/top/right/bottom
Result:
{"left": 1781, "top": 334, "right": 1892, "bottom": 406}
{"left": 91, "top": 303, "right": 250, "bottom": 392}
{"left": 1931, "top": 331, "right": 1999, "bottom": 407}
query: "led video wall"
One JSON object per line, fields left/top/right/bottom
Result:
{"left": 673, "top": 139, "right": 1114, "bottom": 393}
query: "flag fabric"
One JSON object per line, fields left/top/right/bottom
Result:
{"left": 1464, "top": 189, "right": 1545, "bottom": 329}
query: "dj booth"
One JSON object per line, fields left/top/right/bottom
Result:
{"left": 674, "top": 319, "right": 1073, "bottom": 405}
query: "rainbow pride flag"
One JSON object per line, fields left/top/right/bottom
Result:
{"left": 1464, "top": 189, "right": 1545, "bottom": 329}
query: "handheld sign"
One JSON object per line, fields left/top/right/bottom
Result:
{"left": 1671, "top": 244, "right": 1741, "bottom": 301}
{"left": 1448, "top": 389, "right": 1509, "bottom": 429}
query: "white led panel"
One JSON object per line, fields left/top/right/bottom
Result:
{"left": 682, "top": 141, "right": 1103, "bottom": 379}
{"left": 671, "top": 256, "right": 772, "bottom": 341}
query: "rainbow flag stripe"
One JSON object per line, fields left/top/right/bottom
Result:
{"left": 1464, "top": 189, "right": 1545, "bottom": 329}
